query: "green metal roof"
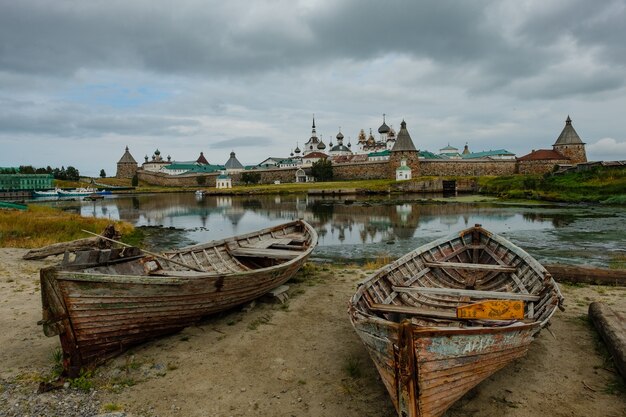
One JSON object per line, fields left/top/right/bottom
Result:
{"left": 418, "top": 150, "right": 443, "bottom": 159}
{"left": 397, "top": 165, "right": 411, "bottom": 171}
{"left": 462, "top": 149, "right": 514, "bottom": 159}
{"left": 368, "top": 149, "right": 391, "bottom": 157}
{"left": 164, "top": 163, "right": 224, "bottom": 173}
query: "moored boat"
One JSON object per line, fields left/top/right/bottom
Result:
{"left": 33, "top": 188, "right": 61, "bottom": 197}
{"left": 57, "top": 187, "right": 96, "bottom": 196}
{"left": 40, "top": 220, "right": 317, "bottom": 376}
{"left": 349, "top": 224, "right": 563, "bottom": 417}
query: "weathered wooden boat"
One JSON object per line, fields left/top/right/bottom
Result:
{"left": 40, "top": 220, "right": 317, "bottom": 376}
{"left": 349, "top": 225, "right": 563, "bottom": 417}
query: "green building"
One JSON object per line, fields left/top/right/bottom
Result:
{"left": 0, "top": 173, "right": 54, "bottom": 191}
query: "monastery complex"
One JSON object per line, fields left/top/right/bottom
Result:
{"left": 116, "top": 115, "right": 587, "bottom": 188}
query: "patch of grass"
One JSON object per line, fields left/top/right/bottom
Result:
{"left": 103, "top": 403, "right": 123, "bottom": 412}
{"left": 363, "top": 254, "right": 391, "bottom": 270}
{"left": 479, "top": 167, "right": 626, "bottom": 204}
{"left": 344, "top": 355, "right": 362, "bottom": 378}
{"left": 69, "top": 369, "right": 94, "bottom": 391}
{"left": 13, "top": 371, "right": 46, "bottom": 383}
{"left": 123, "top": 356, "right": 142, "bottom": 371}
{"left": 120, "top": 228, "right": 145, "bottom": 247}
{"left": 289, "top": 263, "right": 317, "bottom": 283}
{"left": 0, "top": 205, "right": 135, "bottom": 248}
{"left": 50, "top": 347, "right": 64, "bottom": 379}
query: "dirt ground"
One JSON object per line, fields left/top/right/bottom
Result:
{"left": 0, "top": 248, "right": 624, "bottom": 417}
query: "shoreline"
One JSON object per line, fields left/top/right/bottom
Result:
{"left": 1, "top": 249, "right": 624, "bottom": 416}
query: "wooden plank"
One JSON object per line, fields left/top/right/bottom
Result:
{"left": 391, "top": 286, "right": 540, "bottom": 302}
{"left": 546, "top": 263, "right": 626, "bottom": 287}
{"left": 368, "top": 302, "right": 457, "bottom": 319}
{"left": 424, "top": 261, "right": 516, "bottom": 273}
{"left": 242, "top": 237, "right": 293, "bottom": 249}
{"left": 457, "top": 300, "right": 525, "bottom": 320}
{"left": 269, "top": 243, "right": 306, "bottom": 251}
{"left": 230, "top": 247, "right": 300, "bottom": 260}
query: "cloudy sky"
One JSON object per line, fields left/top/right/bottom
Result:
{"left": 1, "top": 0, "right": 625, "bottom": 176}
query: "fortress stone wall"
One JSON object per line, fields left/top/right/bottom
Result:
{"left": 420, "top": 160, "right": 517, "bottom": 176}
{"left": 138, "top": 170, "right": 219, "bottom": 187}
{"left": 138, "top": 157, "right": 562, "bottom": 188}
{"left": 332, "top": 161, "right": 388, "bottom": 180}
{"left": 516, "top": 159, "right": 570, "bottom": 175}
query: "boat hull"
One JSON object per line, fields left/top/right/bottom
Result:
{"left": 351, "top": 315, "right": 536, "bottom": 417}
{"left": 40, "top": 220, "right": 317, "bottom": 376}
{"left": 349, "top": 225, "right": 562, "bottom": 417}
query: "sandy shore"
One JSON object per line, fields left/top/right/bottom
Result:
{"left": 0, "top": 248, "right": 624, "bottom": 417}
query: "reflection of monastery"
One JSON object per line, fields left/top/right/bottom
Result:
{"left": 94, "top": 193, "right": 530, "bottom": 245}
{"left": 117, "top": 115, "right": 587, "bottom": 187}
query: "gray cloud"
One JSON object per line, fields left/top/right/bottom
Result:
{"left": 210, "top": 137, "right": 275, "bottom": 149}
{"left": 2, "top": 1, "right": 624, "bottom": 95}
{"left": 1, "top": 0, "right": 626, "bottom": 176}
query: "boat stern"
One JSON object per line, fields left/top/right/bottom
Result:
{"left": 39, "top": 267, "right": 67, "bottom": 337}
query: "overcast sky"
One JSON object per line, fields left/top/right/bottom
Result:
{"left": 1, "top": 0, "right": 626, "bottom": 176}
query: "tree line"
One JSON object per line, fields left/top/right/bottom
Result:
{"left": 0, "top": 165, "right": 81, "bottom": 181}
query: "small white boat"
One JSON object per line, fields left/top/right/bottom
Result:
{"left": 57, "top": 187, "right": 96, "bottom": 197}
{"left": 33, "top": 188, "right": 61, "bottom": 197}
{"left": 195, "top": 190, "right": 206, "bottom": 196}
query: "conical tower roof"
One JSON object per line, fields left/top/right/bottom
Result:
{"left": 554, "top": 116, "right": 584, "bottom": 145}
{"left": 391, "top": 120, "right": 417, "bottom": 152}
{"left": 224, "top": 151, "right": 244, "bottom": 170}
{"left": 118, "top": 146, "right": 137, "bottom": 164}
{"left": 196, "top": 151, "right": 209, "bottom": 165}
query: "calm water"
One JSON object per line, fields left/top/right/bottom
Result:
{"left": 36, "top": 193, "right": 626, "bottom": 267}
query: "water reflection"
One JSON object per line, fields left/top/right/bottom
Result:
{"left": 40, "top": 193, "right": 626, "bottom": 267}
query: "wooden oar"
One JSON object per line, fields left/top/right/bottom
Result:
{"left": 81, "top": 229, "right": 204, "bottom": 272}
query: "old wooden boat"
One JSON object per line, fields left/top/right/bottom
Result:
{"left": 349, "top": 224, "right": 563, "bottom": 417}
{"left": 40, "top": 220, "right": 317, "bottom": 376}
